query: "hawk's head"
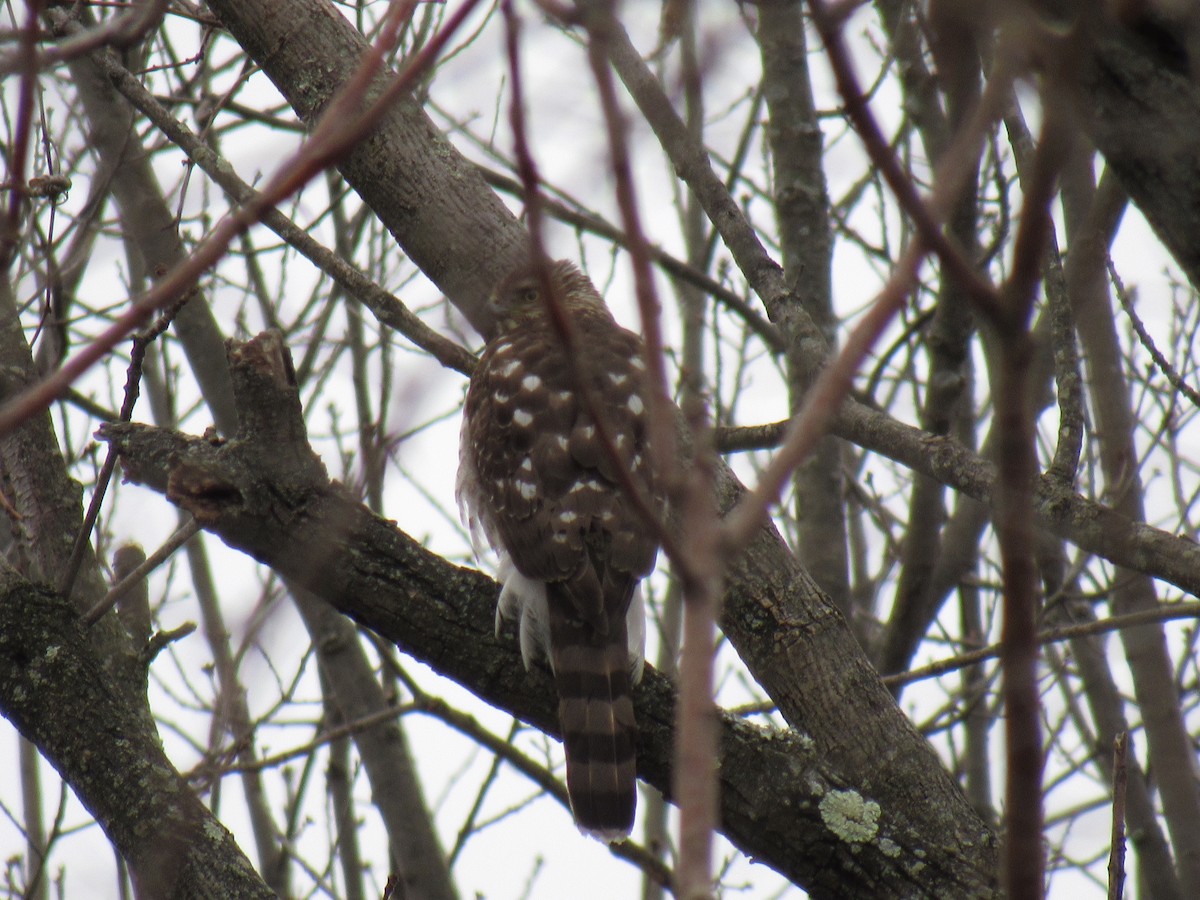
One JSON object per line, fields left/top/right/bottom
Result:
{"left": 486, "top": 259, "right": 606, "bottom": 337}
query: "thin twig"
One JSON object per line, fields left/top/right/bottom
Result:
{"left": 501, "top": 0, "right": 679, "bottom": 563}
{"left": 806, "top": 0, "right": 1000, "bottom": 320}
{"left": 993, "top": 107, "right": 1072, "bottom": 900}
{"left": 83, "top": 518, "right": 201, "bottom": 626}
{"left": 576, "top": 3, "right": 796, "bottom": 346}
{"left": 719, "top": 240, "right": 924, "bottom": 553}
{"left": 60, "top": 287, "right": 196, "bottom": 600}
{"left": 882, "top": 601, "right": 1200, "bottom": 688}
{"left": 1111, "top": 264, "right": 1200, "bottom": 409}
{"left": 1108, "top": 732, "right": 1128, "bottom": 900}
{"left": 0, "top": 0, "right": 170, "bottom": 77}
{"left": 55, "top": 15, "right": 476, "bottom": 377}
{"left": 578, "top": 7, "right": 678, "bottom": 488}
{"left": 578, "top": 9, "right": 719, "bottom": 893}
{"left": 476, "top": 164, "right": 784, "bottom": 352}
{"left": 0, "top": 2, "right": 39, "bottom": 274}
{"left": 0, "top": 0, "right": 484, "bottom": 437}
{"left": 718, "top": 34, "right": 1014, "bottom": 557}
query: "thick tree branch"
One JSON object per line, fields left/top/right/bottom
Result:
{"left": 201, "top": 0, "right": 1000, "bottom": 889}
{"left": 1076, "top": 5, "right": 1200, "bottom": 290}
{"left": 0, "top": 568, "right": 273, "bottom": 899}
{"left": 834, "top": 400, "right": 1200, "bottom": 602}
{"left": 98, "top": 332, "right": 998, "bottom": 897}
{"left": 202, "top": 0, "right": 529, "bottom": 335}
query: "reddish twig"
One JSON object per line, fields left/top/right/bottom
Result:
{"left": 578, "top": 8, "right": 677, "bottom": 486}
{"left": 579, "top": 9, "right": 720, "bottom": 890}
{"left": 720, "top": 16, "right": 1015, "bottom": 558}
{"left": 500, "top": 0, "right": 679, "bottom": 564}
{"left": 806, "top": 0, "right": 1000, "bottom": 319}
{"left": 60, "top": 283, "right": 197, "bottom": 600}
{"left": 0, "top": 1, "right": 40, "bottom": 274}
{"left": 0, "top": 0, "right": 484, "bottom": 437}
{"left": 720, "top": 239, "right": 923, "bottom": 553}
{"left": 993, "top": 110, "right": 1070, "bottom": 900}
{"left": 2, "top": 0, "right": 170, "bottom": 77}
{"left": 666, "top": 465, "right": 721, "bottom": 900}
{"left": 507, "top": 12, "right": 714, "bottom": 883}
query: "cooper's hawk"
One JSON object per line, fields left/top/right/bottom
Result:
{"left": 457, "top": 259, "right": 661, "bottom": 841}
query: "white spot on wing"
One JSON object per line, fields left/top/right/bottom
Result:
{"left": 519, "top": 458, "right": 533, "bottom": 471}
{"left": 608, "top": 372, "right": 629, "bottom": 388}
{"left": 627, "top": 394, "right": 645, "bottom": 416}
{"left": 521, "top": 374, "right": 542, "bottom": 391}
{"left": 513, "top": 409, "right": 533, "bottom": 427}
{"left": 499, "top": 358, "right": 522, "bottom": 377}
{"left": 518, "top": 480, "right": 537, "bottom": 500}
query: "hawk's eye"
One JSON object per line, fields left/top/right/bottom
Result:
{"left": 520, "top": 287, "right": 538, "bottom": 304}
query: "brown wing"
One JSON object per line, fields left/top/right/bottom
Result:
{"left": 462, "top": 308, "right": 658, "bottom": 628}
{"left": 462, "top": 303, "right": 659, "bottom": 838}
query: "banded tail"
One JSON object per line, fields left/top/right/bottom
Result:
{"left": 549, "top": 602, "right": 638, "bottom": 841}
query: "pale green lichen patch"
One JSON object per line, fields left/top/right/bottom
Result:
{"left": 203, "top": 818, "right": 226, "bottom": 840}
{"left": 819, "top": 789, "right": 881, "bottom": 844}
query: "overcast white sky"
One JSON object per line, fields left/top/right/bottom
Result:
{"left": 0, "top": 3, "right": 1191, "bottom": 898}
